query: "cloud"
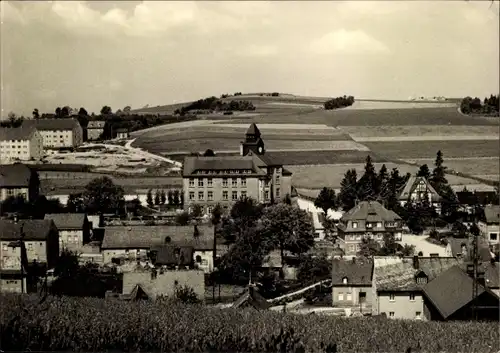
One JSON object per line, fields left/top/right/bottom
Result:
{"left": 310, "top": 29, "right": 390, "bottom": 55}
{"left": 238, "top": 44, "right": 278, "bottom": 58}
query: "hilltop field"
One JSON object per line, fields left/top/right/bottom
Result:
{"left": 131, "top": 93, "right": 499, "bottom": 196}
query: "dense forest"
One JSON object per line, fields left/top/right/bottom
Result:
{"left": 460, "top": 94, "right": 499, "bottom": 116}
{"left": 174, "top": 96, "right": 256, "bottom": 115}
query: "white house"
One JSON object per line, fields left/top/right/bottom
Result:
{"left": 0, "top": 126, "right": 44, "bottom": 162}
{"left": 23, "top": 118, "right": 83, "bottom": 149}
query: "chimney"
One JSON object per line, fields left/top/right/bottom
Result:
{"left": 412, "top": 255, "right": 419, "bottom": 270}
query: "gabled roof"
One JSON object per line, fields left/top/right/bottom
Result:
{"left": 483, "top": 205, "right": 500, "bottom": 224}
{"left": 127, "top": 284, "right": 150, "bottom": 301}
{"left": 398, "top": 176, "right": 441, "bottom": 202}
{"left": 0, "top": 126, "right": 36, "bottom": 141}
{"left": 447, "top": 237, "right": 492, "bottom": 262}
{"left": 246, "top": 123, "right": 261, "bottom": 137}
{"left": 44, "top": 213, "right": 87, "bottom": 230}
{"left": 0, "top": 220, "right": 56, "bottom": 240}
{"left": 0, "top": 164, "right": 34, "bottom": 188}
{"left": 373, "top": 256, "right": 462, "bottom": 291}
{"left": 332, "top": 259, "right": 373, "bottom": 285}
{"left": 232, "top": 286, "right": 270, "bottom": 310}
{"left": 182, "top": 156, "right": 266, "bottom": 177}
{"left": 422, "top": 265, "right": 488, "bottom": 319}
{"left": 101, "top": 225, "right": 216, "bottom": 250}
{"left": 341, "top": 201, "right": 401, "bottom": 222}
{"left": 87, "top": 121, "right": 105, "bottom": 129}
{"left": 23, "top": 118, "right": 80, "bottom": 131}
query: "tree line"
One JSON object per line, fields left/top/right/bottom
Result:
{"left": 174, "top": 96, "right": 256, "bottom": 116}
{"left": 324, "top": 95, "right": 355, "bottom": 110}
{"left": 460, "top": 94, "right": 499, "bottom": 116}
{"left": 146, "top": 189, "right": 182, "bottom": 208}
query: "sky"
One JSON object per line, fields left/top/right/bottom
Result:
{"left": 1, "top": 0, "right": 499, "bottom": 117}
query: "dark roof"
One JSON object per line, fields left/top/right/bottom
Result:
{"left": 116, "top": 128, "right": 128, "bottom": 133}
{"left": 457, "top": 191, "right": 498, "bottom": 206}
{"left": 398, "top": 176, "right": 441, "bottom": 202}
{"left": 0, "top": 220, "right": 56, "bottom": 240}
{"left": 182, "top": 156, "right": 266, "bottom": 177}
{"left": 0, "top": 126, "right": 36, "bottom": 141}
{"left": 341, "top": 201, "right": 401, "bottom": 222}
{"left": 374, "top": 256, "right": 462, "bottom": 291}
{"left": 456, "top": 191, "right": 477, "bottom": 206}
{"left": 150, "top": 245, "right": 194, "bottom": 266}
{"left": 0, "top": 164, "right": 33, "bottom": 188}
{"left": 23, "top": 118, "right": 80, "bottom": 131}
{"left": 459, "top": 261, "right": 500, "bottom": 289}
{"left": 232, "top": 286, "right": 270, "bottom": 310}
{"left": 332, "top": 259, "right": 373, "bottom": 285}
{"left": 44, "top": 213, "right": 87, "bottom": 230}
{"left": 101, "top": 225, "right": 216, "bottom": 250}
{"left": 447, "top": 237, "right": 492, "bottom": 262}
{"left": 246, "top": 123, "right": 261, "bottom": 137}
{"left": 483, "top": 205, "right": 500, "bottom": 224}
{"left": 422, "top": 265, "right": 488, "bottom": 319}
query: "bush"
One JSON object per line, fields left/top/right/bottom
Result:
{"left": 174, "top": 285, "right": 200, "bottom": 304}
{"left": 1, "top": 294, "right": 498, "bottom": 352}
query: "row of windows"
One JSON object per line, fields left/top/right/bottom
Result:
{"left": 1, "top": 145, "right": 28, "bottom": 149}
{"left": 60, "top": 237, "right": 80, "bottom": 243}
{"left": 189, "top": 190, "right": 248, "bottom": 201}
{"left": 193, "top": 169, "right": 253, "bottom": 175}
{"left": 388, "top": 293, "right": 417, "bottom": 301}
{"left": 351, "top": 221, "right": 397, "bottom": 229}
{"left": 2, "top": 242, "right": 43, "bottom": 251}
{"left": 189, "top": 177, "right": 248, "bottom": 188}
{"left": 385, "top": 311, "right": 422, "bottom": 319}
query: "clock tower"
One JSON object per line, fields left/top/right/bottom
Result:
{"left": 240, "top": 123, "right": 265, "bottom": 156}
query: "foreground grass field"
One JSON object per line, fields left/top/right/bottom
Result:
{"left": 1, "top": 294, "right": 498, "bottom": 353}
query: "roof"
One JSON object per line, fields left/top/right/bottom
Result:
{"left": 0, "top": 126, "right": 36, "bottom": 141}
{"left": 116, "top": 128, "right": 128, "bottom": 133}
{"left": 457, "top": 191, "right": 499, "bottom": 206}
{"left": 398, "top": 176, "right": 441, "bottom": 202}
{"left": 373, "top": 256, "right": 462, "bottom": 291}
{"left": 246, "top": 123, "right": 261, "bottom": 137}
{"left": 87, "top": 121, "right": 105, "bottom": 129}
{"left": 44, "top": 213, "right": 87, "bottom": 230}
{"left": 447, "top": 237, "right": 492, "bottom": 262}
{"left": 422, "top": 265, "right": 487, "bottom": 319}
{"left": 150, "top": 245, "right": 194, "bottom": 266}
{"left": 123, "top": 283, "right": 150, "bottom": 301}
{"left": 0, "top": 164, "right": 34, "bottom": 188}
{"left": 232, "top": 286, "right": 270, "bottom": 310}
{"left": 341, "top": 201, "right": 402, "bottom": 222}
{"left": 332, "top": 259, "right": 373, "bottom": 285}
{"left": 483, "top": 205, "right": 500, "bottom": 224}
{"left": 182, "top": 156, "right": 266, "bottom": 177}
{"left": 23, "top": 118, "right": 80, "bottom": 131}
{"left": 0, "top": 220, "right": 56, "bottom": 240}
{"left": 101, "top": 225, "right": 216, "bottom": 250}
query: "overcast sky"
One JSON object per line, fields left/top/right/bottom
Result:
{"left": 1, "top": 1, "right": 499, "bottom": 116}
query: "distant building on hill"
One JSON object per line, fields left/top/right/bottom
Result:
{"left": 86, "top": 121, "right": 105, "bottom": 141}
{"left": 116, "top": 128, "right": 129, "bottom": 139}
{"left": 0, "top": 126, "right": 44, "bottom": 162}
{"left": 23, "top": 118, "right": 83, "bottom": 150}
{"left": 182, "top": 123, "right": 292, "bottom": 215}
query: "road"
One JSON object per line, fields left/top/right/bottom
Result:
{"left": 124, "top": 138, "right": 182, "bottom": 168}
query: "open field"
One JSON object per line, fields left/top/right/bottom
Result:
{"left": 405, "top": 158, "right": 499, "bottom": 176}
{"left": 364, "top": 140, "right": 499, "bottom": 160}
{"left": 287, "top": 163, "right": 481, "bottom": 189}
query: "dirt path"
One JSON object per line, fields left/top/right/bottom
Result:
{"left": 126, "top": 139, "right": 182, "bottom": 167}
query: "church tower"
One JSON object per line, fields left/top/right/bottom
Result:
{"left": 240, "top": 123, "right": 265, "bottom": 156}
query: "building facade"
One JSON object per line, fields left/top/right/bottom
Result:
{"left": 0, "top": 126, "right": 44, "bottom": 162}
{"left": 337, "top": 201, "right": 403, "bottom": 256}
{"left": 331, "top": 259, "right": 373, "bottom": 312}
{"left": 23, "top": 118, "right": 83, "bottom": 149}
{"left": 478, "top": 205, "right": 500, "bottom": 251}
{"left": 398, "top": 176, "right": 441, "bottom": 214}
{"left": 86, "top": 121, "right": 105, "bottom": 141}
{"left": 182, "top": 123, "right": 292, "bottom": 215}
{"left": 116, "top": 128, "right": 129, "bottom": 139}
{"left": 44, "top": 213, "right": 91, "bottom": 253}
{"left": 0, "top": 163, "right": 40, "bottom": 202}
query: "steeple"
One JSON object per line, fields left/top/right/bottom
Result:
{"left": 240, "top": 123, "right": 265, "bottom": 156}
{"left": 245, "top": 123, "right": 261, "bottom": 143}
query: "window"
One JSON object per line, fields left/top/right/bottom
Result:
{"left": 415, "top": 311, "right": 422, "bottom": 319}
{"left": 189, "top": 192, "right": 195, "bottom": 200}
{"left": 352, "top": 222, "right": 358, "bottom": 229}
{"left": 265, "top": 190, "right": 270, "bottom": 200}
{"left": 207, "top": 206, "right": 213, "bottom": 215}
{"left": 223, "top": 191, "right": 228, "bottom": 200}
{"left": 346, "top": 292, "right": 352, "bottom": 301}
{"left": 189, "top": 178, "right": 194, "bottom": 187}
{"left": 73, "top": 236, "right": 78, "bottom": 242}
{"left": 366, "top": 222, "right": 372, "bottom": 228}
{"left": 389, "top": 293, "right": 395, "bottom": 301}
{"left": 241, "top": 178, "right": 246, "bottom": 187}
{"left": 195, "top": 255, "right": 202, "bottom": 263}
{"left": 198, "top": 178, "right": 204, "bottom": 187}
{"left": 222, "top": 178, "right": 228, "bottom": 187}
{"left": 409, "top": 293, "right": 415, "bottom": 301}
{"left": 338, "top": 292, "right": 344, "bottom": 301}
{"left": 232, "top": 178, "right": 238, "bottom": 187}
{"left": 241, "top": 191, "right": 247, "bottom": 198}
{"left": 376, "top": 222, "right": 382, "bottom": 228}
{"left": 232, "top": 191, "right": 238, "bottom": 201}
{"left": 342, "top": 277, "right": 348, "bottom": 284}
{"left": 207, "top": 178, "right": 213, "bottom": 187}
{"left": 198, "top": 191, "right": 204, "bottom": 200}
{"left": 28, "top": 243, "right": 33, "bottom": 250}
{"left": 276, "top": 175, "right": 280, "bottom": 185}
{"left": 490, "top": 233, "right": 498, "bottom": 241}
{"left": 2, "top": 244, "right": 7, "bottom": 251}
{"left": 207, "top": 191, "right": 213, "bottom": 201}
{"left": 389, "top": 312, "right": 395, "bottom": 317}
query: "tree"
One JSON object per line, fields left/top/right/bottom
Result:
{"left": 314, "top": 187, "right": 337, "bottom": 215}
{"left": 297, "top": 253, "right": 332, "bottom": 284}
{"left": 404, "top": 201, "right": 426, "bottom": 234}
{"left": 203, "top": 149, "right": 215, "bottom": 157}
{"left": 167, "top": 190, "right": 174, "bottom": 205}
{"left": 338, "top": 169, "right": 358, "bottom": 211}
{"left": 417, "top": 164, "right": 431, "bottom": 179}
{"left": 357, "top": 236, "right": 380, "bottom": 258}
{"left": 32, "top": 108, "right": 40, "bottom": 119}
{"left": 357, "top": 155, "right": 379, "bottom": 201}
{"left": 174, "top": 285, "right": 199, "bottom": 304}
{"left": 430, "top": 150, "right": 448, "bottom": 191}
{"left": 82, "top": 177, "right": 124, "bottom": 214}
{"left": 67, "top": 193, "right": 85, "bottom": 213}
{"left": 284, "top": 193, "right": 292, "bottom": 205}
{"left": 55, "top": 107, "right": 61, "bottom": 118}
{"left": 61, "top": 106, "right": 71, "bottom": 117}
{"left": 191, "top": 204, "right": 203, "bottom": 218}
{"left": 377, "top": 164, "right": 390, "bottom": 201}
{"left": 176, "top": 211, "right": 190, "bottom": 226}
{"left": 154, "top": 190, "right": 161, "bottom": 206}
{"left": 160, "top": 190, "right": 166, "bottom": 205}
{"left": 78, "top": 107, "right": 88, "bottom": 116}
{"left": 146, "top": 189, "right": 154, "bottom": 207}
{"left": 261, "top": 203, "right": 315, "bottom": 267}
{"left": 54, "top": 250, "right": 80, "bottom": 279}
{"left": 221, "top": 196, "right": 263, "bottom": 244}
{"left": 123, "top": 106, "right": 132, "bottom": 114}
{"left": 470, "top": 223, "right": 480, "bottom": 237}
{"left": 0, "top": 195, "right": 29, "bottom": 216}
{"left": 100, "top": 106, "right": 113, "bottom": 115}
{"left": 193, "top": 224, "right": 200, "bottom": 238}
{"left": 173, "top": 190, "right": 180, "bottom": 206}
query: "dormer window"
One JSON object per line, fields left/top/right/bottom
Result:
{"left": 415, "top": 271, "right": 428, "bottom": 285}
{"left": 342, "top": 277, "right": 348, "bottom": 284}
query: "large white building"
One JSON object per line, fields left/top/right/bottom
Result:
{"left": 0, "top": 126, "right": 44, "bottom": 162}
{"left": 23, "top": 118, "right": 83, "bottom": 149}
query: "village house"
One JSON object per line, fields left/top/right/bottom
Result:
{"left": 445, "top": 236, "right": 493, "bottom": 262}
{"left": 478, "top": 205, "right": 500, "bottom": 251}
{"left": 182, "top": 123, "right": 292, "bottom": 215}
{"left": 100, "top": 225, "right": 228, "bottom": 272}
{"left": 86, "top": 121, "right": 105, "bottom": 141}
{"left": 455, "top": 190, "right": 498, "bottom": 215}
{"left": 23, "top": 118, "right": 83, "bottom": 151}
{"left": 0, "top": 163, "right": 40, "bottom": 202}
{"left": 44, "top": 213, "right": 91, "bottom": 253}
{"left": 116, "top": 128, "right": 129, "bottom": 139}
{"left": 0, "top": 126, "right": 44, "bottom": 162}
{"left": 336, "top": 201, "right": 403, "bottom": 256}
{"left": 331, "top": 258, "right": 373, "bottom": 313}
{"left": 398, "top": 176, "right": 442, "bottom": 214}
